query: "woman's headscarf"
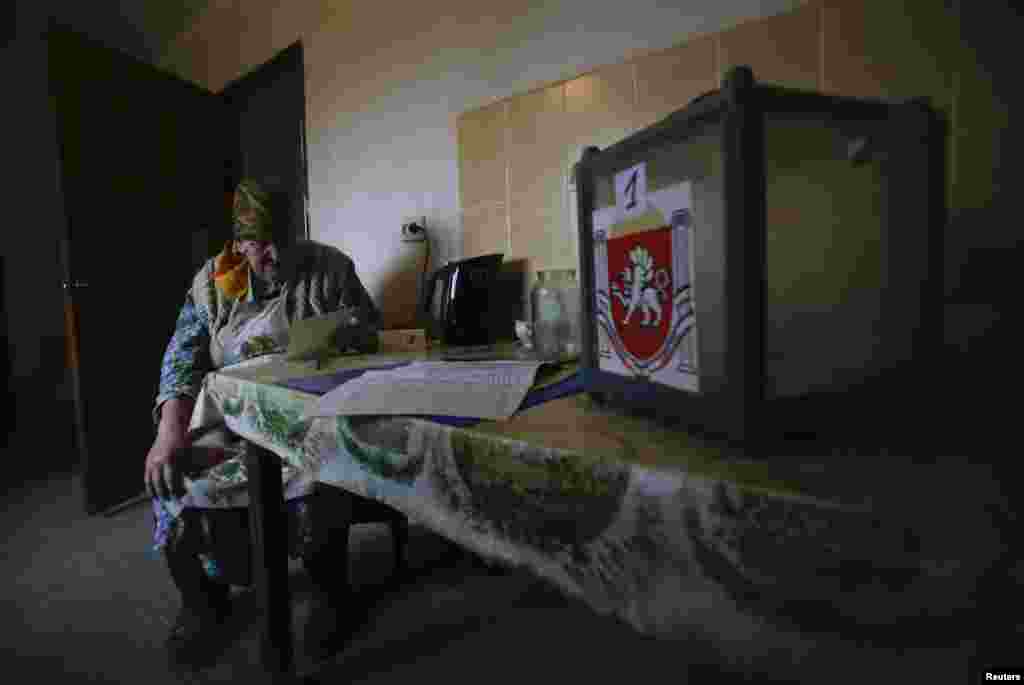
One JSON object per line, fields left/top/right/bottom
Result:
{"left": 232, "top": 178, "right": 277, "bottom": 242}
{"left": 214, "top": 179, "right": 283, "bottom": 299}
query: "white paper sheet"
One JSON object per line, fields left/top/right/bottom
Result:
{"left": 302, "top": 361, "right": 545, "bottom": 421}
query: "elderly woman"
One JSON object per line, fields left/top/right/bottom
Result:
{"left": 144, "top": 179, "right": 381, "bottom": 669}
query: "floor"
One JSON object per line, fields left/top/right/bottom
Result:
{"left": 0, "top": 460, "right": 1015, "bottom": 685}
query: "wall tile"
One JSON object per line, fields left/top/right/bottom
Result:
{"left": 718, "top": 2, "right": 821, "bottom": 90}
{"left": 510, "top": 208, "right": 574, "bottom": 270}
{"left": 507, "top": 84, "right": 567, "bottom": 262}
{"left": 563, "top": 59, "right": 643, "bottom": 171}
{"left": 563, "top": 60, "right": 641, "bottom": 151}
{"left": 456, "top": 99, "right": 509, "bottom": 209}
{"left": 633, "top": 35, "right": 717, "bottom": 129}
{"left": 461, "top": 202, "right": 509, "bottom": 260}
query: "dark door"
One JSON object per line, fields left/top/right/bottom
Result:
{"left": 49, "top": 26, "right": 231, "bottom": 515}
{"left": 0, "top": 256, "right": 8, "bottom": 443}
{"left": 220, "top": 42, "right": 309, "bottom": 245}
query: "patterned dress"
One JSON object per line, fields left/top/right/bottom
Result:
{"left": 151, "top": 240, "right": 380, "bottom": 581}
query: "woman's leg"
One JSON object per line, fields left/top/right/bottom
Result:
{"left": 172, "top": 492, "right": 355, "bottom": 662}
{"left": 164, "top": 538, "right": 232, "bottom": 616}
{"left": 166, "top": 496, "right": 331, "bottom": 601}
{"left": 162, "top": 508, "right": 234, "bottom": 669}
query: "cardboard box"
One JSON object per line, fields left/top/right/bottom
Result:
{"left": 378, "top": 328, "right": 427, "bottom": 353}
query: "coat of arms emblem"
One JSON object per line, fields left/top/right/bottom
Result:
{"left": 592, "top": 174, "right": 699, "bottom": 392}
{"left": 605, "top": 229, "right": 674, "bottom": 363}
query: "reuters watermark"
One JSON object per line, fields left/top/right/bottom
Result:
{"left": 979, "top": 669, "right": 1024, "bottom": 682}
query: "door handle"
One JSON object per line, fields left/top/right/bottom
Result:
{"left": 62, "top": 280, "right": 90, "bottom": 290}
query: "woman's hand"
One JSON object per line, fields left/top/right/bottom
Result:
{"left": 144, "top": 427, "right": 190, "bottom": 501}
{"left": 145, "top": 397, "right": 195, "bottom": 501}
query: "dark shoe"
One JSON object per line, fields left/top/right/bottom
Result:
{"left": 165, "top": 600, "right": 231, "bottom": 671}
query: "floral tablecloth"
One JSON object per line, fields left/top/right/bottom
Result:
{"left": 191, "top": 348, "right": 1005, "bottom": 653}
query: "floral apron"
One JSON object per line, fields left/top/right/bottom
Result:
{"left": 152, "top": 291, "right": 318, "bottom": 581}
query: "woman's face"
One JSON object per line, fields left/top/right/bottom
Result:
{"left": 236, "top": 239, "right": 281, "bottom": 281}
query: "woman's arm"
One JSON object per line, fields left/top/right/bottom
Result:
{"left": 146, "top": 290, "right": 212, "bottom": 500}
{"left": 320, "top": 245, "right": 381, "bottom": 353}
{"left": 152, "top": 291, "right": 212, "bottom": 428}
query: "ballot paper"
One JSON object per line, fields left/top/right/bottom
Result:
{"left": 303, "top": 361, "right": 545, "bottom": 421}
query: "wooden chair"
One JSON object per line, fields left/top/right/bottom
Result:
{"left": 303, "top": 481, "right": 409, "bottom": 594}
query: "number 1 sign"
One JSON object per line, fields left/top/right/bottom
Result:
{"left": 616, "top": 163, "right": 648, "bottom": 218}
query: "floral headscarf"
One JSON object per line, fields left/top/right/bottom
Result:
{"left": 232, "top": 178, "right": 276, "bottom": 242}
{"left": 214, "top": 179, "right": 281, "bottom": 299}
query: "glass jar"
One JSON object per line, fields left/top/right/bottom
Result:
{"left": 531, "top": 269, "right": 581, "bottom": 362}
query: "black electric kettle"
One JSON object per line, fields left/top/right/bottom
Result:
{"left": 421, "top": 253, "right": 504, "bottom": 347}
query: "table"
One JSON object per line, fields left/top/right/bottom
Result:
{"left": 196, "top": 346, "right": 1006, "bottom": 679}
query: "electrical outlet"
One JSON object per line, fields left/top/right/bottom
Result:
{"left": 401, "top": 216, "right": 427, "bottom": 242}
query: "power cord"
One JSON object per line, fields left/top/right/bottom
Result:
{"left": 420, "top": 227, "right": 431, "bottom": 302}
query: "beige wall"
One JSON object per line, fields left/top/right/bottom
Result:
{"left": 158, "top": 0, "right": 804, "bottom": 327}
